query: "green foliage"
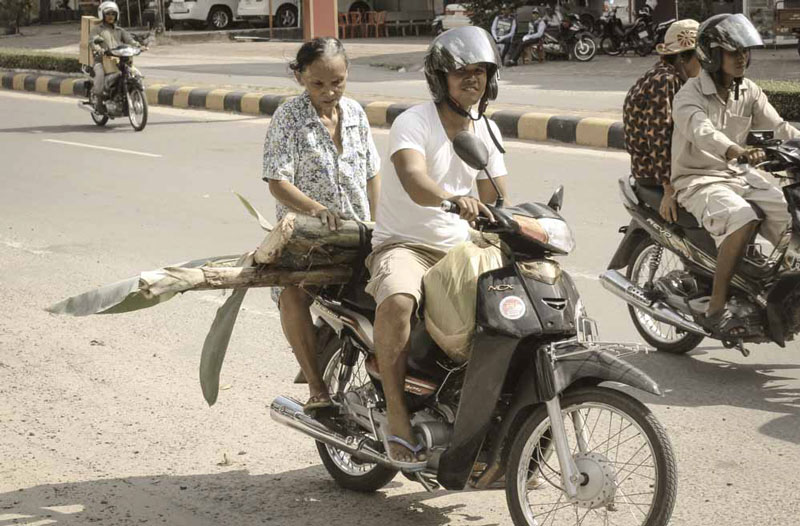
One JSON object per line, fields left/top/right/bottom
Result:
{"left": 756, "top": 80, "right": 800, "bottom": 121}
{"left": 0, "top": 48, "right": 82, "bottom": 72}
{"left": 676, "top": 0, "right": 712, "bottom": 24}
{"left": 0, "top": 0, "right": 33, "bottom": 33}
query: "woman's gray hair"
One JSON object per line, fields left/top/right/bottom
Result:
{"left": 290, "top": 37, "right": 349, "bottom": 73}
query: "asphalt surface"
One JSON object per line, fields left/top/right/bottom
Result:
{"left": 1, "top": 90, "right": 799, "bottom": 526}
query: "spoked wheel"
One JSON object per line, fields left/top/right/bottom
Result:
{"left": 600, "top": 36, "right": 622, "bottom": 56}
{"left": 316, "top": 330, "right": 398, "bottom": 492}
{"left": 627, "top": 238, "right": 704, "bottom": 354}
{"left": 127, "top": 87, "right": 148, "bottom": 131}
{"left": 572, "top": 36, "right": 596, "bottom": 62}
{"left": 505, "top": 387, "right": 677, "bottom": 526}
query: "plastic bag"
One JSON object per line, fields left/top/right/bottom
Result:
{"left": 423, "top": 241, "right": 505, "bottom": 363}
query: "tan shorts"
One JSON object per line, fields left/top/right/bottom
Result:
{"left": 677, "top": 173, "right": 790, "bottom": 247}
{"left": 365, "top": 242, "right": 447, "bottom": 308}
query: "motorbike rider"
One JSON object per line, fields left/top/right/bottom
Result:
{"left": 90, "top": 1, "right": 140, "bottom": 112}
{"left": 623, "top": 19, "right": 701, "bottom": 221}
{"left": 491, "top": 3, "right": 517, "bottom": 65}
{"left": 366, "top": 26, "right": 508, "bottom": 469}
{"left": 671, "top": 13, "right": 800, "bottom": 337}
{"left": 507, "top": 8, "right": 547, "bottom": 66}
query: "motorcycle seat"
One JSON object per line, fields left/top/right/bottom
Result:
{"left": 633, "top": 182, "right": 701, "bottom": 229}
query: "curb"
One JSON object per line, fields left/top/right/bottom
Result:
{"left": 0, "top": 70, "right": 627, "bottom": 149}
{"left": 155, "top": 26, "right": 303, "bottom": 44}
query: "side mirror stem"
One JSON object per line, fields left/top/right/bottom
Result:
{"left": 482, "top": 168, "right": 504, "bottom": 208}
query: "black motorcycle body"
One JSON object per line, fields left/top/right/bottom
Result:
{"left": 600, "top": 6, "right": 656, "bottom": 56}
{"left": 604, "top": 135, "right": 800, "bottom": 355}
{"left": 541, "top": 14, "right": 596, "bottom": 61}
{"left": 80, "top": 45, "right": 148, "bottom": 131}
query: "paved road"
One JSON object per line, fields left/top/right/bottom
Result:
{"left": 1, "top": 90, "right": 799, "bottom": 526}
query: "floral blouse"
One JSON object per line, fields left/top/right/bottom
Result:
{"left": 262, "top": 91, "right": 380, "bottom": 222}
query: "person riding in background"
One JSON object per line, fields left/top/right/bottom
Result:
{"left": 90, "top": 1, "right": 139, "bottom": 112}
{"left": 262, "top": 37, "right": 381, "bottom": 415}
{"left": 508, "top": 8, "right": 548, "bottom": 66}
{"left": 671, "top": 14, "right": 800, "bottom": 338}
{"left": 622, "top": 19, "right": 701, "bottom": 221}
{"left": 491, "top": 3, "right": 517, "bottom": 66}
{"left": 366, "top": 26, "right": 508, "bottom": 471}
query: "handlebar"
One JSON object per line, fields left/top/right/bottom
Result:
{"left": 440, "top": 199, "right": 495, "bottom": 228}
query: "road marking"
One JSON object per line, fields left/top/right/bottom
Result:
{"left": 43, "top": 139, "right": 163, "bottom": 158}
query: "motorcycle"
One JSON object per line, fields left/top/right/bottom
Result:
{"left": 271, "top": 131, "right": 677, "bottom": 525}
{"left": 79, "top": 44, "right": 148, "bottom": 132}
{"left": 600, "top": 6, "right": 655, "bottom": 57}
{"left": 541, "top": 13, "right": 597, "bottom": 62}
{"left": 603, "top": 133, "right": 800, "bottom": 357}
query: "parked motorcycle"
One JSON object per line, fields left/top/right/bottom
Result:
{"left": 541, "top": 13, "right": 597, "bottom": 62}
{"left": 599, "top": 6, "right": 654, "bottom": 57}
{"left": 271, "top": 131, "right": 677, "bottom": 525}
{"left": 79, "top": 44, "right": 148, "bottom": 131}
{"left": 603, "top": 133, "right": 800, "bottom": 357}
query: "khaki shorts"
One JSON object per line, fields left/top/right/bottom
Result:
{"left": 677, "top": 172, "right": 790, "bottom": 247}
{"left": 365, "top": 242, "right": 447, "bottom": 308}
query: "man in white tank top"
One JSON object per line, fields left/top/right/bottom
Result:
{"left": 366, "top": 27, "right": 509, "bottom": 470}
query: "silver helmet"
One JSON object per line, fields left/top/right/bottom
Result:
{"left": 696, "top": 14, "right": 763, "bottom": 73}
{"left": 423, "top": 26, "right": 500, "bottom": 114}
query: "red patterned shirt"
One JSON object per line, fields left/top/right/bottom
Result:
{"left": 623, "top": 61, "right": 685, "bottom": 185}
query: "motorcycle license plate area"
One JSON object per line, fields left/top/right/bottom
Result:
{"left": 638, "top": 30, "right": 649, "bottom": 38}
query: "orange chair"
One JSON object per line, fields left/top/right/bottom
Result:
{"left": 366, "top": 10, "right": 387, "bottom": 38}
{"left": 347, "top": 11, "right": 363, "bottom": 38}
{"left": 338, "top": 12, "right": 350, "bottom": 39}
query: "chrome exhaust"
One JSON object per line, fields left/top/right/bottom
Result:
{"left": 600, "top": 269, "right": 708, "bottom": 336}
{"left": 269, "top": 395, "right": 394, "bottom": 469}
{"left": 77, "top": 101, "right": 94, "bottom": 113}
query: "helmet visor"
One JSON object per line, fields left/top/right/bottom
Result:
{"left": 709, "top": 14, "right": 763, "bottom": 50}
{"left": 430, "top": 26, "right": 500, "bottom": 71}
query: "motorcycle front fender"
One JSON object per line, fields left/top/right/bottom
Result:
{"left": 608, "top": 219, "right": 648, "bottom": 270}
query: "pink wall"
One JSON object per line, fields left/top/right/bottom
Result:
{"left": 303, "top": 0, "right": 338, "bottom": 39}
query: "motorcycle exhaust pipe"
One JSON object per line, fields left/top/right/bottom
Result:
{"left": 599, "top": 269, "right": 709, "bottom": 336}
{"left": 270, "top": 395, "right": 394, "bottom": 469}
{"left": 77, "top": 101, "right": 94, "bottom": 113}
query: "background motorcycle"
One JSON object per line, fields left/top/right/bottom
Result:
{"left": 600, "top": 6, "right": 654, "bottom": 57}
{"left": 271, "top": 132, "right": 677, "bottom": 526}
{"left": 79, "top": 43, "right": 148, "bottom": 131}
{"left": 603, "top": 134, "right": 800, "bottom": 357}
{"left": 542, "top": 13, "right": 597, "bottom": 62}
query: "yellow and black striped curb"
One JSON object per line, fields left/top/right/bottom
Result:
{"left": 1, "top": 71, "right": 626, "bottom": 150}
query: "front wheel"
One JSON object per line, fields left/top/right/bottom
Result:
{"left": 572, "top": 35, "right": 596, "bottom": 61}
{"left": 91, "top": 109, "right": 109, "bottom": 126}
{"left": 207, "top": 6, "right": 232, "bottom": 29}
{"left": 505, "top": 387, "right": 677, "bottom": 526}
{"left": 127, "top": 87, "right": 148, "bottom": 131}
{"left": 274, "top": 4, "right": 298, "bottom": 27}
{"left": 315, "top": 330, "right": 398, "bottom": 492}
{"left": 600, "top": 36, "right": 622, "bottom": 56}
{"left": 627, "top": 238, "right": 704, "bottom": 354}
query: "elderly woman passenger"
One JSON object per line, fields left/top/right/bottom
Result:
{"left": 262, "top": 37, "right": 381, "bottom": 414}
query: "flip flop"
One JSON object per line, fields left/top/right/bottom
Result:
{"left": 303, "top": 394, "right": 333, "bottom": 415}
{"left": 382, "top": 434, "right": 427, "bottom": 472}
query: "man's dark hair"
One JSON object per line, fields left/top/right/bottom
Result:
{"left": 661, "top": 49, "right": 696, "bottom": 66}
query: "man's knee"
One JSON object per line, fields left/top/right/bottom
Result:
{"left": 375, "top": 294, "right": 416, "bottom": 334}
{"left": 279, "top": 286, "right": 313, "bottom": 312}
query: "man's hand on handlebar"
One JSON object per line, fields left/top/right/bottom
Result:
{"left": 444, "top": 195, "right": 495, "bottom": 224}
{"left": 727, "top": 144, "right": 766, "bottom": 166}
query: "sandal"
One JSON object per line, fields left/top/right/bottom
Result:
{"left": 303, "top": 394, "right": 333, "bottom": 415}
{"left": 382, "top": 434, "right": 427, "bottom": 472}
{"left": 702, "top": 309, "right": 748, "bottom": 339}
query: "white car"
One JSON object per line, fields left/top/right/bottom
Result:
{"left": 433, "top": 3, "right": 471, "bottom": 34}
{"left": 169, "top": 0, "right": 370, "bottom": 30}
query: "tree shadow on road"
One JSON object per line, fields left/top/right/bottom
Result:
{"left": 0, "top": 466, "right": 500, "bottom": 526}
{"left": 624, "top": 345, "right": 800, "bottom": 445}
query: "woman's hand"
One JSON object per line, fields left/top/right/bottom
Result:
{"left": 312, "top": 207, "right": 343, "bottom": 231}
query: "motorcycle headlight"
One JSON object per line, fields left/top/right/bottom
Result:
{"left": 513, "top": 215, "right": 576, "bottom": 254}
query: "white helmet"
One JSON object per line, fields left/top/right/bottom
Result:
{"left": 98, "top": 1, "right": 120, "bottom": 20}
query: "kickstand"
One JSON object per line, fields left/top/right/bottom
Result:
{"left": 724, "top": 338, "right": 751, "bottom": 357}
{"left": 413, "top": 472, "right": 439, "bottom": 492}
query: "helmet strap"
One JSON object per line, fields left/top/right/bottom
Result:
{"left": 734, "top": 76, "right": 742, "bottom": 101}
{"left": 445, "top": 95, "right": 480, "bottom": 121}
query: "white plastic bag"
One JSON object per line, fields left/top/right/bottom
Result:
{"left": 423, "top": 241, "right": 504, "bottom": 363}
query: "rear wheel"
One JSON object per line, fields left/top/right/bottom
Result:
{"left": 207, "top": 6, "right": 232, "bottom": 29}
{"left": 627, "top": 238, "right": 704, "bottom": 354}
{"left": 91, "top": 111, "right": 109, "bottom": 126}
{"left": 274, "top": 3, "right": 298, "bottom": 27}
{"left": 316, "top": 331, "right": 398, "bottom": 492}
{"left": 127, "top": 87, "right": 148, "bottom": 131}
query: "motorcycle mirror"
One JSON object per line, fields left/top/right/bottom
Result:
{"left": 453, "top": 131, "right": 489, "bottom": 171}
{"left": 547, "top": 185, "right": 565, "bottom": 211}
